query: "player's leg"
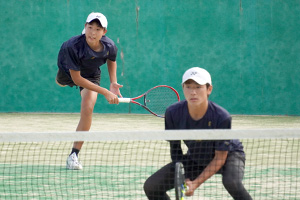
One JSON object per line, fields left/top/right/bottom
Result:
{"left": 221, "top": 152, "right": 252, "bottom": 200}
{"left": 144, "top": 162, "right": 175, "bottom": 200}
{"left": 74, "top": 88, "right": 98, "bottom": 147}
{"left": 66, "top": 88, "right": 98, "bottom": 170}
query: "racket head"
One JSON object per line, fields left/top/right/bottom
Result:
{"left": 140, "top": 85, "right": 180, "bottom": 118}
{"left": 175, "top": 162, "right": 185, "bottom": 200}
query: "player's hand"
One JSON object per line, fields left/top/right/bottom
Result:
{"left": 110, "top": 82, "right": 123, "bottom": 97}
{"left": 104, "top": 91, "right": 119, "bottom": 104}
{"left": 185, "top": 179, "right": 196, "bottom": 196}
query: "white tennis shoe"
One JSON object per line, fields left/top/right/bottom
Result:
{"left": 66, "top": 152, "right": 83, "bottom": 170}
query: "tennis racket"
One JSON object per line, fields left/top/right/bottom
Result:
{"left": 175, "top": 162, "right": 187, "bottom": 200}
{"left": 118, "top": 85, "right": 180, "bottom": 118}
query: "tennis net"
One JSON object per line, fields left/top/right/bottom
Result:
{"left": 0, "top": 129, "right": 299, "bottom": 199}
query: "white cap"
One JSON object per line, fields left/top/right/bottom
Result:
{"left": 182, "top": 67, "right": 212, "bottom": 85}
{"left": 82, "top": 12, "right": 108, "bottom": 34}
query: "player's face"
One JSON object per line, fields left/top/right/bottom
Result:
{"left": 85, "top": 22, "right": 107, "bottom": 45}
{"left": 183, "top": 80, "right": 212, "bottom": 106}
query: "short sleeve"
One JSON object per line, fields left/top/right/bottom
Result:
{"left": 107, "top": 44, "right": 118, "bottom": 61}
{"left": 217, "top": 116, "right": 232, "bottom": 129}
{"left": 164, "top": 108, "right": 175, "bottom": 130}
{"left": 215, "top": 140, "right": 231, "bottom": 151}
{"left": 62, "top": 46, "right": 81, "bottom": 71}
{"left": 215, "top": 117, "right": 231, "bottom": 151}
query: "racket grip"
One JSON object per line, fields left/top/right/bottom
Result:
{"left": 118, "top": 98, "right": 131, "bottom": 103}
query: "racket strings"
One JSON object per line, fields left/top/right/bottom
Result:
{"left": 145, "top": 87, "right": 179, "bottom": 116}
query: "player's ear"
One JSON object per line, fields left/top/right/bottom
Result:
{"left": 207, "top": 85, "right": 213, "bottom": 95}
{"left": 103, "top": 28, "right": 107, "bottom": 35}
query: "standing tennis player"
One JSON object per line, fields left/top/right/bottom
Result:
{"left": 56, "top": 12, "right": 123, "bottom": 170}
{"left": 144, "top": 67, "right": 252, "bottom": 199}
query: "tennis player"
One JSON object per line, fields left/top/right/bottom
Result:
{"left": 144, "top": 67, "right": 252, "bottom": 199}
{"left": 56, "top": 12, "right": 123, "bottom": 170}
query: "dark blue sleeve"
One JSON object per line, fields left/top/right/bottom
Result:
{"left": 169, "top": 141, "right": 184, "bottom": 162}
{"left": 217, "top": 116, "right": 231, "bottom": 129}
{"left": 62, "top": 46, "right": 81, "bottom": 71}
{"left": 165, "top": 108, "right": 184, "bottom": 162}
{"left": 107, "top": 43, "right": 118, "bottom": 61}
{"left": 215, "top": 117, "right": 231, "bottom": 151}
{"left": 164, "top": 108, "right": 174, "bottom": 130}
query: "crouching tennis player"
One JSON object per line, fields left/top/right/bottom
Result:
{"left": 144, "top": 67, "right": 252, "bottom": 200}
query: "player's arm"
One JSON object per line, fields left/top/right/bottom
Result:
{"left": 107, "top": 59, "right": 123, "bottom": 97}
{"left": 165, "top": 108, "right": 184, "bottom": 162}
{"left": 185, "top": 150, "right": 228, "bottom": 196}
{"left": 169, "top": 141, "right": 184, "bottom": 162}
{"left": 69, "top": 69, "right": 119, "bottom": 104}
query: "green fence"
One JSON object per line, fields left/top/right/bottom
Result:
{"left": 0, "top": 1, "right": 299, "bottom": 115}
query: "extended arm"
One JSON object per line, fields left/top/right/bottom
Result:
{"left": 169, "top": 141, "right": 184, "bottom": 162}
{"left": 107, "top": 60, "right": 123, "bottom": 97}
{"left": 69, "top": 69, "right": 119, "bottom": 104}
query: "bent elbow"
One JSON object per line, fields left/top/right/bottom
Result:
{"left": 72, "top": 78, "right": 80, "bottom": 86}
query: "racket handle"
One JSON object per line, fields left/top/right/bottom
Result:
{"left": 118, "top": 98, "right": 131, "bottom": 103}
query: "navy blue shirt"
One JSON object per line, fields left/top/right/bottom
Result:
{"left": 57, "top": 34, "right": 117, "bottom": 78}
{"left": 165, "top": 100, "right": 245, "bottom": 166}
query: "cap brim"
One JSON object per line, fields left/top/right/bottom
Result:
{"left": 182, "top": 77, "right": 208, "bottom": 85}
{"left": 86, "top": 18, "right": 107, "bottom": 28}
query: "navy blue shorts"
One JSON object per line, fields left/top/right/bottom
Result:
{"left": 56, "top": 68, "right": 100, "bottom": 91}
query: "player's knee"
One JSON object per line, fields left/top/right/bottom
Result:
{"left": 143, "top": 178, "right": 158, "bottom": 197}
{"left": 143, "top": 185, "right": 153, "bottom": 198}
{"left": 144, "top": 178, "right": 169, "bottom": 199}
{"left": 81, "top": 93, "right": 97, "bottom": 113}
{"left": 143, "top": 178, "right": 152, "bottom": 193}
{"left": 223, "top": 178, "right": 244, "bottom": 194}
{"left": 80, "top": 104, "right": 94, "bottom": 117}
{"left": 143, "top": 186, "right": 162, "bottom": 200}
{"left": 81, "top": 100, "right": 96, "bottom": 115}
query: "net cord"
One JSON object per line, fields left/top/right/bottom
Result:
{"left": 0, "top": 129, "right": 299, "bottom": 142}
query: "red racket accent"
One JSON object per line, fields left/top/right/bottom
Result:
{"left": 118, "top": 85, "right": 180, "bottom": 118}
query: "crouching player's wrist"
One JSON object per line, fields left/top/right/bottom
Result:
{"left": 185, "top": 179, "right": 201, "bottom": 196}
